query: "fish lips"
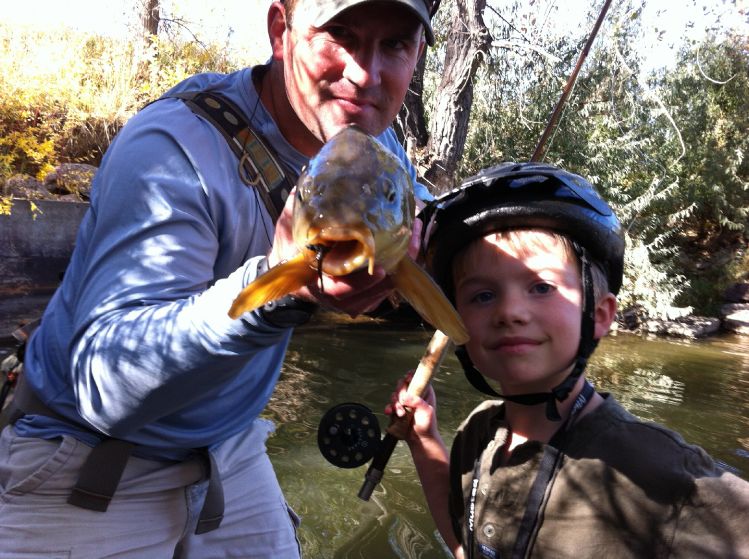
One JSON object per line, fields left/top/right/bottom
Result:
{"left": 302, "top": 225, "right": 377, "bottom": 275}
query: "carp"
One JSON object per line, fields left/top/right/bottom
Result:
{"left": 229, "top": 125, "right": 469, "bottom": 345}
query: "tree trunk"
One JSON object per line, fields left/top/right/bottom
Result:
{"left": 141, "top": 0, "right": 160, "bottom": 38}
{"left": 395, "top": 52, "right": 429, "bottom": 157}
{"left": 424, "top": 0, "right": 490, "bottom": 193}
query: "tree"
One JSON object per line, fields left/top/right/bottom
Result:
{"left": 396, "top": 0, "right": 491, "bottom": 194}
{"left": 140, "top": 0, "right": 160, "bottom": 39}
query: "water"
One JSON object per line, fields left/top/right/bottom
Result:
{"left": 2, "top": 319, "right": 745, "bottom": 557}
{"left": 263, "top": 319, "right": 749, "bottom": 558}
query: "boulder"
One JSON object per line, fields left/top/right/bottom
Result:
{"left": 642, "top": 316, "right": 721, "bottom": 339}
{"left": 44, "top": 163, "right": 96, "bottom": 199}
{"left": 720, "top": 303, "right": 749, "bottom": 335}
{"left": 2, "top": 174, "right": 53, "bottom": 199}
{"left": 723, "top": 283, "right": 749, "bottom": 303}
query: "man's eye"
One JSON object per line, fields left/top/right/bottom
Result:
{"left": 383, "top": 38, "right": 407, "bottom": 51}
{"left": 325, "top": 25, "right": 352, "bottom": 41}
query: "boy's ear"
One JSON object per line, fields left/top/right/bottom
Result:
{"left": 593, "top": 293, "right": 618, "bottom": 339}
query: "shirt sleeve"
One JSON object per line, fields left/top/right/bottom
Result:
{"left": 66, "top": 102, "right": 291, "bottom": 436}
{"left": 670, "top": 469, "right": 749, "bottom": 557}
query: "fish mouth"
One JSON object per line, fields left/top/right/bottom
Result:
{"left": 305, "top": 226, "right": 376, "bottom": 276}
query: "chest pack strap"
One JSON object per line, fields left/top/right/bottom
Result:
{"left": 169, "top": 90, "right": 295, "bottom": 223}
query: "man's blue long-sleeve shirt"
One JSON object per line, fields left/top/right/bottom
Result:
{"left": 18, "top": 67, "right": 432, "bottom": 460}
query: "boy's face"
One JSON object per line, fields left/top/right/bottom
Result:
{"left": 453, "top": 230, "right": 587, "bottom": 395}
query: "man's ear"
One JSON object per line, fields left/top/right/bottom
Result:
{"left": 593, "top": 293, "right": 617, "bottom": 340}
{"left": 267, "top": 1, "right": 287, "bottom": 61}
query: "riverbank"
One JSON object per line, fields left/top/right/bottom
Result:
{"left": 2, "top": 169, "right": 747, "bottom": 343}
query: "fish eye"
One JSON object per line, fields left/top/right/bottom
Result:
{"left": 384, "top": 182, "right": 396, "bottom": 203}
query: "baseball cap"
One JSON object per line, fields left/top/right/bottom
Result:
{"left": 310, "top": 0, "right": 436, "bottom": 45}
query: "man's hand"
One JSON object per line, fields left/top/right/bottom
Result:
{"left": 267, "top": 188, "right": 424, "bottom": 317}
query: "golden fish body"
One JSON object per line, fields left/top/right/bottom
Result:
{"left": 292, "top": 124, "right": 413, "bottom": 277}
{"left": 229, "top": 125, "right": 469, "bottom": 345}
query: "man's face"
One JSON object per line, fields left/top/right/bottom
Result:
{"left": 272, "top": 0, "right": 425, "bottom": 151}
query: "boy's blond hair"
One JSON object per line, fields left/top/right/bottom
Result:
{"left": 452, "top": 228, "right": 610, "bottom": 303}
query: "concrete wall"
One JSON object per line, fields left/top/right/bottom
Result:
{"left": 0, "top": 198, "right": 88, "bottom": 337}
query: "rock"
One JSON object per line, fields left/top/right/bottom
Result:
{"left": 720, "top": 303, "right": 749, "bottom": 335}
{"left": 2, "top": 174, "right": 53, "bottom": 199}
{"left": 44, "top": 163, "right": 96, "bottom": 199}
{"left": 723, "top": 283, "right": 749, "bottom": 303}
{"left": 619, "top": 307, "right": 640, "bottom": 330}
{"left": 642, "top": 316, "right": 721, "bottom": 339}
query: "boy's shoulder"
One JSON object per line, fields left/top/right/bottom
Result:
{"left": 569, "top": 395, "right": 727, "bottom": 496}
{"left": 457, "top": 399, "right": 505, "bottom": 434}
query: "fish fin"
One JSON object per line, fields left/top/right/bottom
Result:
{"left": 229, "top": 254, "right": 316, "bottom": 319}
{"left": 391, "top": 257, "right": 470, "bottom": 345}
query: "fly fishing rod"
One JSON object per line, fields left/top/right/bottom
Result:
{"left": 317, "top": 0, "right": 614, "bottom": 500}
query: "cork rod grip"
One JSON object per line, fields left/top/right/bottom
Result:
{"left": 386, "top": 330, "right": 452, "bottom": 439}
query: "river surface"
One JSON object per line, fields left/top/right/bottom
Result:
{"left": 263, "top": 319, "right": 749, "bottom": 558}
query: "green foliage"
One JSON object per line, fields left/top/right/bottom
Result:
{"left": 661, "top": 34, "right": 749, "bottom": 240}
{"left": 441, "top": 0, "right": 748, "bottom": 320}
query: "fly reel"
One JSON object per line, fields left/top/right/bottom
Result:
{"left": 317, "top": 403, "right": 382, "bottom": 468}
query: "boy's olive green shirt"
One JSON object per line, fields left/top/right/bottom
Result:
{"left": 449, "top": 395, "right": 749, "bottom": 558}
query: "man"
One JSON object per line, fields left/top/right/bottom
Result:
{"left": 0, "top": 0, "right": 437, "bottom": 556}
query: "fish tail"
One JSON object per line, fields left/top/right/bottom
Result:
{"left": 229, "top": 254, "right": 316, "bottom": 319}
{"left": 391, "top": 257, "right": 470, "bottom": 346}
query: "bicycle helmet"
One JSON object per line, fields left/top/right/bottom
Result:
{"left": 420, "top": 161, "right": 624, "bottom": 420}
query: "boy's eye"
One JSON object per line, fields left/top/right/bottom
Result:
{"left": 470, "top": 290, "right": 495, "bottom": 304}
{"left": 531, "top": 282, "right": 554, "bottom": 295}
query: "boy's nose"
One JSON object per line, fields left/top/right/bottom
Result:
{"left": 492, "top": 292, "right": 530, "bottom": 326}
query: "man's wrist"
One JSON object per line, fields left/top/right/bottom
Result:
{"left": 255, "top": 256, "right": 318, "bottom": 328}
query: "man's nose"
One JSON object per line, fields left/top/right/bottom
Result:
{"left": 342, "top": 47, "right": 382, "bottom": 89}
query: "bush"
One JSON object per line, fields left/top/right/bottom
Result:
{"left": 0, "top": 24, "right": 241, "bottom": 179}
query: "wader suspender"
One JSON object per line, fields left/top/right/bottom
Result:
{"left": 170, "top": 89, "right": 295, "bottom": 222}
{"left": 6, "top": 90, "right": 295, "bottom": 535}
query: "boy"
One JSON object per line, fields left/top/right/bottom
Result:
{"left": 389, "top": 162, "right": 749, "bottom": 558}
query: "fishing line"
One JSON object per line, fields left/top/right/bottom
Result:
{"left": 306, "top": 243, "right": 331, "bottom": 294}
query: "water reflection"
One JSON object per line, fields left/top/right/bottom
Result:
{"left": 264, "top": 320, "right": 749, "bottom": 558}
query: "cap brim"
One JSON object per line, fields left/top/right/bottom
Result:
{"left": 311, "top": 0, "right": 435, "bottom": 46}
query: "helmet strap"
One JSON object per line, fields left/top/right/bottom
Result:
{"left": 456, "top": 244, "right": 599, "bottom": 422}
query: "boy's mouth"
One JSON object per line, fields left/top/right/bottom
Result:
{"left": 490, "top": 337, "right": 541, "bottom": 352}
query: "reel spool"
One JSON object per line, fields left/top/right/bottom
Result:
{"left": 317, "top": 403, "right": 382, "bottom": 468}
